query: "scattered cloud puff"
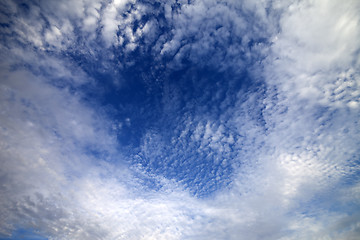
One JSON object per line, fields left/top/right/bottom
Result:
{"left": 0, "top": 0, "right": 359, "bottom": 239}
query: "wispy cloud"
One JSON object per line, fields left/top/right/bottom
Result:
{"left": 0, "top": 0, "right": 359, "bottom": 239}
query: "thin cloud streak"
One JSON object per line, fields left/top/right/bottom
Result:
{"left": 0, "top": 0, "right": 359, "bottom": 239}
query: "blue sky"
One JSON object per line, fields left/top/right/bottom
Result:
{"left": 0, "top": 0, "right": 359, "bottom": 239}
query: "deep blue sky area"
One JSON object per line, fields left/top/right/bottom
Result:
{"left": 0, "top": 229, "right": 47, "bottom": 240}
{"left": 0, "top": 0, "right": 359, "bottom": 239}
{"left": 65, "top": 24, "right": 260, "bottom": 196}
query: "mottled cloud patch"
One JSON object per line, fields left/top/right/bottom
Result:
{"left": 0, "top": 0, "right": 359, "bottom": 239}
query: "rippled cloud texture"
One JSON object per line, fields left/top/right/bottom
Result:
{"left": 0, "top": 0, "right": 359, "bottom": 239}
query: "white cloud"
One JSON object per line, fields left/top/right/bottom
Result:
{"left": 0, "top": 0, "right": 359, "bottom": 239}
{"left": 0, "top": 51, "right": 205, "bottom": 239}
{"left": 101, "top": 0, "right": 140, "bottom": 48}
{"left": 266, "top": 0, "right": 360, "bottom": 107}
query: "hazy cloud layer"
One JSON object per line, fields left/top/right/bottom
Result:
{"left": 0, "top": 0, "right": 359, "bottom": 239}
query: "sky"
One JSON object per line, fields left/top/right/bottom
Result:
{"left": 0, "top": 0, "right": 359, "bottom": 239}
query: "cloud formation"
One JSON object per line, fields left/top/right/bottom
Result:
{"left": 0, "top": 0, "right": 359, "bottom": 239}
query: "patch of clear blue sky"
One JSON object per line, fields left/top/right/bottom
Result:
{"left": 4, "top": 0, "right": 266, "bottom": 198}
{"left": 0, "top": 229, "right": 47, "bottom": 240}
{"left": 77, "top": 52, "right": 258, "bottom": 197}
{"left": 58, "top": 4, "right": 265, "bottom": 197}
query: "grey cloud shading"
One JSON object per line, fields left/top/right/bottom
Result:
{"left": 1, "top": 0, "right": 360, "bottom": 239}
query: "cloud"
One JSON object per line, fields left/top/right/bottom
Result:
{"left": 0, "top": 49, "right": 204, "bottom": 239}
{"left": 266, "top": 0, "right": 360, "bottom": 107}
{"left": 0, "top": 0, "right": 359, "bottom": 239}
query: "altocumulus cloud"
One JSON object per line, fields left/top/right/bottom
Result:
{"left": 0, "top": 0, "right": 359, "bottom": 239}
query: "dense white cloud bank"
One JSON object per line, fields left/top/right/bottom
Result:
{"left": 0, "top": 0, "right": 359, "bottom": 239}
